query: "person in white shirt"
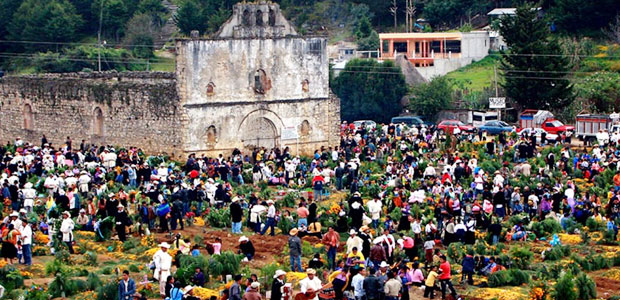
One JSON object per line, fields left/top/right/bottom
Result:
{"left": 351, "top": 268, "right": 366, "bottom": 300}
{"left": 299, "top": 269, "right": 323, "bottom": 300}
{"left": 346, "top": 230, "right": 364, "bottom": 254}
{"left": 78, "top": 171, "right": 91, "bottom": 195}
{"left": 367, "top": 197, "right": 382, "bottom": 229}
{"left": 21, "top": 219, "right": 33, "bottom": 266}
{"left": 153, "top": 242, "right": 173, "bottom": 297}
{"left": 260, "top": 200, "right": 277, "bottom": 236}
{"left": 22, "top": 182, "right": 36, "bottom": 213}
{"left": 60, "top": 211, "right": 75, "bottom": 254}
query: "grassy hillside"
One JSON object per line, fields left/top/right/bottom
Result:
{"left": 445, "top": 55, "right": 500, "bottom": 92}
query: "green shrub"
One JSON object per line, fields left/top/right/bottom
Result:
{"left": 48, "top": 273, "right": 76, "bottom": 298}
{"left": 87, "top": 272, "right": 102, "bottom": 291}
{"left": 206, "top": 207, "right": 231, "bottom": 228}
{"left": 129, "top": 264, "right": 140, "bottom": 272}
{"left": 96, "top": 280, "right": 119, "bottom": 300}
{"left": 585, "top": 218, "right": 605, "bottom": 232}
{"left": 508, "top": 269, "right": 530, "bottom": 285}
{"left": 0, "top": 266, "right": 24, "bottom": 291}
{"left": 447, "top": 242, "right": 465, "bottom": 263}
{"left": 122, "top": 239, "right": 139, "bottom": 251}
{"left": 602, "top": 229, "right": 619, "bottom": 245}
{"left": 575, "top": 273, "right": 596, "bottom": 300}
{"left": 553, "top": 272, "right": 577, "bottom": 300}
{"left": 510, "top": 246, "right": 534, "bottom": 270}
{"left": 530, "top": 219, "right": 562, "bottom": 238}
{"left": 85, "top": 251, "right": 98, "bottom": 266}
{"left": 544, "top": 245, "right": 571, "bottom": 261}
{"left": 488, "top": 270, "right": 513, "bottom": 287}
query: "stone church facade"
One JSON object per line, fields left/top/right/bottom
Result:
{"left": 0, "top": 2, "right": 340, "bottom": 158}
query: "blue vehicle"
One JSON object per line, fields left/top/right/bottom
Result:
{"left": 477, "top": 120, "right": 514, "bottom": 135}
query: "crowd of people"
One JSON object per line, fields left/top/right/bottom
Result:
{"left": 1, "top": 119, "right": 620, "bottom": 300}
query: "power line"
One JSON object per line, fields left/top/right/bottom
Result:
{"left": 0, "top": 39, "right": 170, "bottom": 48}
{"left": 0, "top": 51, "right": 175, "bottom": 63}
{"left": 0, "top": 54, "right": 175, "bottom": 65}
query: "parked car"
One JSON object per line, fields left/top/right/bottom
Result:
{"left": 477, "top": 120, "right": 514, "bottom": 135}
{"left": 519, "top": 109, "right": 574, "bottom": 135}
{"left": 437, "top": 120, "right": 476, "bottom": 134}
{"left": 518, "top": 128, "right": 558, "bottom": 143}
{"left": 353, "top": 120, "right": 377, "bottom": 130}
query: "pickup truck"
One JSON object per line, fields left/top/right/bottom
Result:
{"left": 575, "top": 114, "right": 620, "bottom": 142}
{"left": 519, "top": 109, "right": 574, "bottom": 135}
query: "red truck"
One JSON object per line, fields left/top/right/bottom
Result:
{"left": 518, "top": 109, "right": 574, "bottom": 135}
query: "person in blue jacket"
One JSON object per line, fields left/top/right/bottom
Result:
{"left": 118, "top": 270, "right": 136, "bottom": 300}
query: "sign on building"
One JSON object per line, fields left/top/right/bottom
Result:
{"left": 489, "top": 97, "right": 506, "bottom": 109}
{"left": 281, "top": 127, "right": 299, "bottom": 140}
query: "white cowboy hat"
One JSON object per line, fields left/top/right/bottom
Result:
{"left": 306, "top": 268, "right": 316, "bottom": 275}
{"left": 108, "top": 193, "right": 115, "bottom": 198}
{"left": 117, "top": 204, "right": 124, "bottom": 208}
{"left": 183, "top": 286, "right": 194, "bottom": 293}
{"left": 10, "top": 212, "right": 19, "bottom": 217}
{"left": 273, "top": 270, "right": 287, "bottom": 278}
{"left": 19, "top": 208, "right": 27, "bottom": 214}
{"left": 379, "top": 261, "right": 390, "bottom": 268}
{"left": 159, "top": 242, "right": 171, "bottom": 248}
{"left": 239, "top": 236, "right": 249, "bottom": 243}
{"left": 231, "top": 197, "right": 239, "bottom": 203}
{"left": 266, "top": 200, "right": 274, "bottom": 204}
{"left": 62, "top": 211, "right": 71, "bottom": 217}
{"left": 24, "top": 182, "right": 33, "bottom": 189}
{"left": 250, "top": 282, "right": 260, "bottom": 289}
{"left": 349, "top": 229, "right": 357, "bottom": 235}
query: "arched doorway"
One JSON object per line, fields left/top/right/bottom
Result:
{"left": 93, "top": 107, "right": 104, "bottom": 136}
{"left": 240, "top": 117, "right": 279, "bottom": 150}
{"left": 23, "top": 104, "right": 33, "bottom": 130}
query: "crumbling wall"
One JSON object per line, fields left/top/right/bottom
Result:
{"left": 0, "top": 71, "right": 184, "bottom": 157}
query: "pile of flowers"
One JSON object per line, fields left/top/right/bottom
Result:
{"left": 604, "top": 268, "right": 620, "bottom": 281}
{"left": 34, "top": 231, "right": 49, "bottom": 244}
{"left": 558, "top": 233, "right": 582, "bottom": 245}
{"left": 193, "top": 287, "right": 220, "bottom": 299}
{"left": 286, "top": 271, "right": 307, "bottom": 286}
{"left": 468, "top": 287, "right": 525, "bottom": 300}
{"left": 140, "top": 235, "right": 156, "bottom": 247}
{"left": 194, "top": 217, "right": 206, "bottom": 226}
{"left": 74, "top": 291, "right": 97, "bottom": 300}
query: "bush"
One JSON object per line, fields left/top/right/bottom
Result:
{"left": 206, "top": 207, "right": 231, "bottom": 228}
{"left": 575, "top": 273, "right": 596, "bottom": 300}
{"left": 544, "top": 245, "right": 571, "bottom": 261}
{"left": 85, "top": 251, "right": 98, "bottom": 266}
{"left": 129, "top": 264, "right": 140, "bottom": 272}
{"left": 553, "top": 272, "right": 577, "bottom": 300}
{"left": 0, "top": 266, "right": 25, "bottom": 291}
{"left": 97, "top": 280, "right": 119, "bottom": 300}
{"left": 48, "top": 273, "right": 76, "bottom": 298}
{"left": 87, "top": 272, "right": 102, "bottom": 291}
{"left": 602, "top": 229, "right": 619, "bottom": 245}
{"left": 510, "top": 246, "right": 534, "bottom": 270}
{"left": 488, "top": 270, "right": 513, "bottom": 287}
{"left": 508, "top": 269, "right": 531, "bottom": 285}
{"left": 585, "top": 218, "right": 605, "bottom": 232}
{"left": 530, "top": 219, "right": 562, "bottom": 238}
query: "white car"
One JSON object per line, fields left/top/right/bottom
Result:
{"left": 518, "top": 128, "right": 558, "bottom": 143}
{"left": 353, "top": 120, "right": 377, "bottom": 130}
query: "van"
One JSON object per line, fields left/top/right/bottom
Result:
{"left": 391, "top": 116, "right": 425, "bottom": 127}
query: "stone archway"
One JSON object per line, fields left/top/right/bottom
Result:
{"left": 240, "top": 116, "right": 279, "bottom": 150}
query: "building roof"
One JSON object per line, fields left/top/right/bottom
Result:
{"left": 379, "top": 32, "right": 463, "bottom": 40}
{"left": 487, "top": 8, "right": 517, "bottom": 16}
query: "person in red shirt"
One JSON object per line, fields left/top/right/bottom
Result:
{"left": 438, "top": 255, "right": 457, "bottom": 300}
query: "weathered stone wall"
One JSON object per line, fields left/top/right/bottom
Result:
{"left": 0, "top": 72, "right": 184, "bottom": 156}
{"left": 176, "top": 33, "right": 340, "bottom": 156}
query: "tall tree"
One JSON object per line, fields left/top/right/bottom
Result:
{"left": 409, "top": 77, "right": 453, "bottom": 118}
{"left": 355, "top": 16, "right": 379, "bottom": 51}
{"left": 548, "top": 0, "right": 619, "bottom": 34}
{"left": 174, "top": 0, "right": 208, "bottom": 35}
{"left": 331, "top": 59, "right": 408, "bottom": 123}
{"left": 499, "top": 3, "right": 573, "bottom": 111}
{"left": 91, "top": 0, "right": 132, "bottom": 41}
{"left": 8, "top": 0, "right": 83, "bottom": 52}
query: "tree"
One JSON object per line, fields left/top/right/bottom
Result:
{"left": 91, "top": 0, "right": 132, "bottom": 41}
{"left": 548, "top": 0, "right": 619, "bottom": 34}
{"left": 138, "top": 0, "right": 168, "bottom": 26}
{"left": 552, "top": 272, "right": 577, "bottom": 300}
{"left": 355, "top": 16, "right": 379, "bottom": 51}
{"left": 8, "top": 0, "right": 84, "bottom": 52}
{"left": 124, "top": 13, "right": 158, "bottom": 58}
{"left": 174, "top": 0, "right": 208, "bottom": 36}
{"left": 575, "top": 72, "right": 620, "bottom": 113}
{"left": 331, "top": 59, "right": 408, "bottom": 123}
{"left": 499, "top": 3, "right": 573, "bottom": 111}
{"left": 409, "top": 76, "right": 453, "bottom": 118}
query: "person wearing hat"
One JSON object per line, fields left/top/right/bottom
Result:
{"left": 76, "top": 209, "right": 89, "bottom": 227}
{"left": 243, "top": 282, "right": 262, "bottom": 300}
{"left": 260, "top": 200, "right": 276, "bottom": 236}
{"left": 20, "top": 218, "right": 33, "bottom": 266}
{"left": 300, "top": 269, "right": 323, "bottom": 300}
{"left": 271, "top": 270, "right": 287, "bottom": 300}
{"left": 184, "top": 285, "right": 201, "bottom": 300}
{"left": 288, "top": 228, "right": 303, "bottom": 272}
{"left": 22, "top": 182, "right": 36, "bottom": 213}
{"left": 346, "top": 229, "right": 363, "bottom": 255}
{"left": 153, "top": 242, "right": 173, "bottom": 297}
{"left": 118, "top": 270, "right": 136, "bottom": 300}
{"left": 238, "top": 236, "right": 255, "bottom": 261}
{"left": 60, "top": 211, "right": 75, "bottom": 254}
{"left": 115, "top": 204, "right": 132, "bottom": 242}
{"left": 230, "top": 196, "right": 243, "bottom": 234}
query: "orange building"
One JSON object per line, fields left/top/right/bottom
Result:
{"left": 379, "top": 32, "right": 489, "bottom": 67}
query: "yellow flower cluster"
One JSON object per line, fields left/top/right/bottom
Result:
{"left": 109, "top": 251, "right": 137, "bottom": 260}
{"left": 314, "top": 243, "right": 324, "bottom": 248}
{"left": 76, "top": 231, "right": 95, "bottom": 238}
{"left": 286, "top": 272, "right": 307, "bottom": 283}
{"left": 194, "top": 217, "right": 206, "bottom": 227}
{"left": 469, "top": 287, "right": 525, "bottom": 300}
{"left": 34, "top": 231, "right": 50, "bottom": 244}
{"left": 144, "top": 247, "right": 160, "bottom": 257}
{"left": 193, "top": 287, "right": 220, "bottom": 299}
{"left": 20, "top": 271, "right": 33, "bottom": 278}
{"left": 80, "top": 240, "right": 106, "bottom": 253}
{"left": 0, "top": 260, "right": 7, "bottom": 268}
{"left": 141, "top": 235, "right": 156, "bottom": 247}
{"left": 74, "top": 291, "right": 97, "bottom": 300}
{"left": 529, "top": 287, "right": 545, "bottom": 300}
{"left": 604, "top": 269, "right": 620, "bottom": 281}
{"left": 329, "top": 203, "right": 341, "bottom": 215}
{"left": 558, "top": 233, "right": 582, "bottom": 245}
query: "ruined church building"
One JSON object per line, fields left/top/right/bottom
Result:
{"left": 0, "top": 2, "right": 340, "bottom": 158}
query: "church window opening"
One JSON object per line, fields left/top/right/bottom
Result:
{"left": 253, "top": 69, "right": 270, "bottom": 94}
{"left": 207, "top": 82, "right": 215, "bottom": 96}
{"left": 256, "top": 10, "right": 263, "bottom": 26}
{"left": 268, "top": 9, "right": 276, "bottom": 26}
{"left": 23, "top": 104, "right": 33, "bottom": 130}
{"left": 93, "top": 107, "right": 104, "bottom": 136}
{"left": 243, "top": 9, "right": 251, "bottom": 26}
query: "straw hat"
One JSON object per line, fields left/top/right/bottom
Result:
{"left": 289, "top": 228, "right": 299, "bottom": 236}
{"left": 273, "top": 270, "right": 287, "bottom": 278}
{"left": 159, "top": 242, "right": 171, "bottom": 248}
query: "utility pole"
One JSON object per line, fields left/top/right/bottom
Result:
{"left": 389, "top": 0, "right": 398, "bottom": 29}
{"left": 97, "top": 0, "right": 104, "bottom": 72}
{"left": 406, "top": 0, "right": 416, "bottom": 32}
